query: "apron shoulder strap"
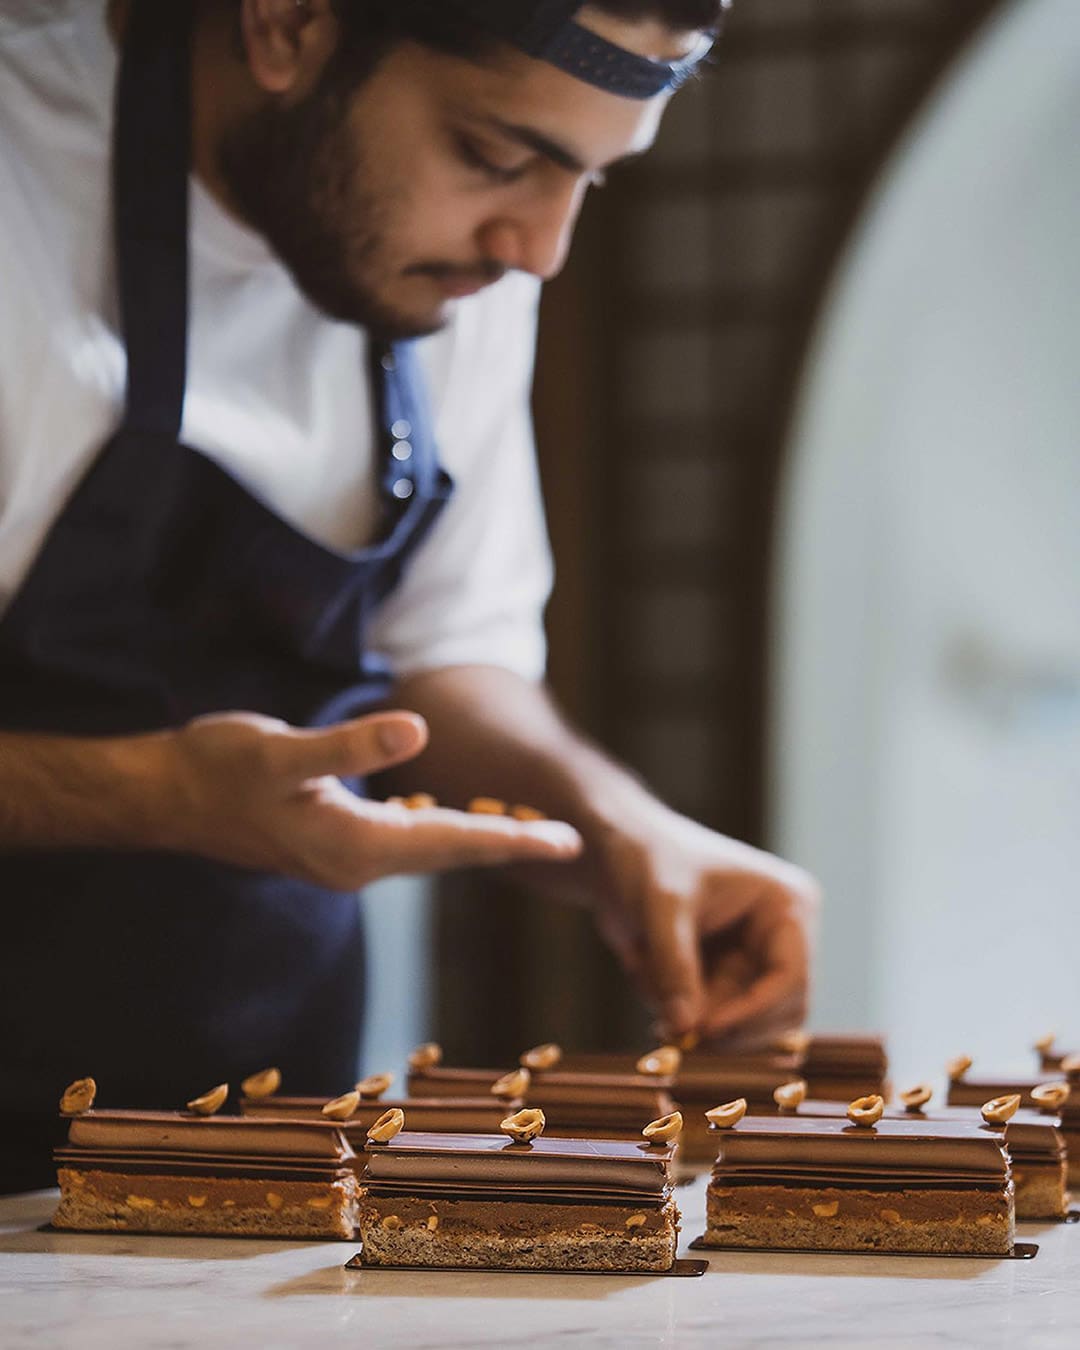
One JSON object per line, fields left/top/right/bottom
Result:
{"left": 113, "top": 0, "right": 192, "bottom": 438}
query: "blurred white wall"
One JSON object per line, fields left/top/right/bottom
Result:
{"left": 357, "top": 877, "right": 433, "bottom": 1077}
{"left": 772, "top": 0, "right": 1080, "bottom": 1085}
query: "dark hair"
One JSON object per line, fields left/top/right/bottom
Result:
{"left": 329, "top": 1, "right": 727, "bottom": 72}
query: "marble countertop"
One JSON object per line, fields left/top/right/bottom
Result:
{"left": 2, "top": 1184, "right": 1077, "bottom": 1350}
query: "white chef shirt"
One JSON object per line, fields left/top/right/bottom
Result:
{"left": 0, "top": 0, "right": 552, "bottom": 682}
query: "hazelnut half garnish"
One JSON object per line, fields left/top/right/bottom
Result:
{"left": 847, "top": 1095, "right": 885, "bottom": 1127}
{"left": 946, "top": 1054, "right": 972, "bottom": 1082}
{"left": 636, "top": 1046, "right": 682, "bottom": 1077}
{"left": 773, "top": 1080, "right": 808, "bottom": 1112}
{"left": 775, "top": 1029, "right": 811, "bottom": 1057}
{"left": 520, "top": 1043, "right": 562, "bottom": 1073}
{"left": 367, "top": 1107, "right": 406, "bottom": 1145}
{"left": 186, "top": 1084, "right": 228, "bottom": 1116}
{"left": 322, "top": 1090, "right": 361, "bottom": 1121}
{"left": 510, "top": 804, "right": 546, "bottom": 821}
{"left": 642, "top": 1111, "right": 683, "bottom": 1145}
{"left": 706, "top": 1098, "right": 748, "bottom": 1130}
{"left": 899, "top": 1084, "right": 933, "bottom": 1112}
{"left": 405, "top": 793, "right": 437, "bottom": 810}
{"left": 1061, "top": 1054, "right": 1080, "bottom": 1076}
{"left": 1034, "top": 1033, "right": 1057, "bottom": 1056}
{"left": 500, "top": 1107, "right": 546, "bottom": 1144}
{"left": 59, "top": 1078, "right": 97, "bottom": 1116}
{"left": 981, "top": 1094, "right": 1022, "bottom": 1125}
{"left": 355, "top": 1072, "right": 394, "bottom": 1101}
{"left": 408, "top": 1042, "right": 443, "bottom": 1071}
{"left": 674, "top": 1030, "right": 700, "bottom": 1053}
{"left": 241, "top": 1067, "right": 281, "bottom": 1100}
{"left": 490, "top": 1067, "right": 531, "bottom": 1100}
{"left": 468, "top": 797, "right": 506, "bottom": 815}
{"left": 1031, "top": 1081, "right": 1070, "bottom": 1112}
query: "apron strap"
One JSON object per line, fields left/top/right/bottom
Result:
{"left": 113, "top": 0, "right": 192, "bottom": 439}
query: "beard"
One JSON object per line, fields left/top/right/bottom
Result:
{"left": 218, "top": 55, "right": 482, "bottom": 340}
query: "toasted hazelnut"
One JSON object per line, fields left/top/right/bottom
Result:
{"left": 367, "top": 1107, "right": 406, "bottom": 1145}
{"left": 625, "top": 1213, "right": 647, "bottom": 1229}
{"left": 467, "top": 797, "right": 506, "bottom": 815}
{"left": 520, "top": 1043, "right": 562, "bottom": 1072}
{"left": 510, "top": 804, "right": 546, "bottom": 821}
{"left": 981, "top": 1094, "right": 1022, "bottom": 1125}
{"left": 241, "top": 1067, "right": 281, "bottom": 1100}
{"left": 847, "top": 1095, "right": 885, "bottom": 1127}
{"left": 775, "top": 1029, "right": 810, "bottom": 1057}
{"left": 59, "top": 1077, "right": 97, "bottom": 1116}
{"left": 426, "top": 1214, "right": 439, "bottom": 1232}
{"left": 812, "top": 1201, "right": 839, "bottom": 1218}
{"left": 900, "top": 1084, "right": 933, "bottom": 1111}
{"left": 636, "top": 1046, "right": 682, "bottom": 1077}
{"left": 946, "top": 1054, "right": 972, "bottom": 1082}
{"left": 706, "top": 1098, "right": 748, "bottom": 1130}
{"left": 674, "top": 1030, "right": 700, "bottom": 1053}
{"left": 186, "top": 1084, "right": 228, "bottom": 1116}
{"left": 127, "top": 1195, "right": 156, "bottom": 1210}
{"left": 321, "top": 1090, "right": 361, "bottom": 1121}
{"left": 306, "top": 1195, "right": 333, "bottom": 1210}
{"left": 187, "top": 1195, "right": 208, "bottom": 1208}
{"left": 500, "top": 1107, "right": 546, "bottom": 1144}
{"left": 1031, "top": 1081, "right": 1070, "bottom": 1112}
{"left": 381, "top": 1214, "right": 403, "bottom": 1230}
{"left": 879, "top": 1209, "right": 902, "bottom": 1225}
{"left": 265, "top": 1192, "right": 284, "bottom": 1211}
{"left": 642, "top": 1111, "right": 683, "bottom": 1145}
{"left": 355, "top": 1072, "right": 394, "bottom": 1101}
{"left": 408, "top": 1042, "right": 443, "bottom": 1071}
{"left": 1062, "top": 1054, "right": 1080, "bottom": 1076}
{"left": 490, "top": 1068, "right": 531, "bottom": 1100}
{"left": 1034, "top": 1033, "right": 1057, "bottom": 1055}
{"left": 773, "top": 1080, "right": 808, "bottom": 1111}
{"left": 405, "top": 793, "right": 437, "bottom": 810}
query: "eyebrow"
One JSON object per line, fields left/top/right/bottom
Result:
{"left": 482, "top": 116, "right": 645, "bottom": 175}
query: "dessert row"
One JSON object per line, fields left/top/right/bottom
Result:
{"left": 49, "top": 1032, "right": 1080, "bottom": 1268}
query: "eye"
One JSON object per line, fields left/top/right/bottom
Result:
{"left": 455, "top": 134, "right": 529, "bottom": 185}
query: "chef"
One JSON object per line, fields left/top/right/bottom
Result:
{"left": 0, "top": 0, "right": 817, "bottom": 1192}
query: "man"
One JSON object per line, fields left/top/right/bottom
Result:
{"left": 0, "top": 0, "right": 817, "bottom": 1192}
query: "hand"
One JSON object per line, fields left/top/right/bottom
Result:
{"left": 154, "top": 710, "right": 582, "bottom": 888}
{"left": 587, "top": 805, "right": 819, "bottom": 1042}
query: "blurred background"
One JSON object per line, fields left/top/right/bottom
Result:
{"left": 364, "top": 0, "right": 1080, "bottom": 1086}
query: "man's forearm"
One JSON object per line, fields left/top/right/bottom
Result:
{"left": 0, "top": 730, "right": 170, "bottom": 850}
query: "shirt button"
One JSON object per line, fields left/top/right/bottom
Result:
{"left": 391, "top": 439, "right": 413, "bottom": 462}
{"left": 380, "top": 351, "right": 396, "bottom": 372}
{"left": 392, "top": 478, "right": 414, "bottom": 500}
{"left": 390, "top": 418, "right": 412, "bottom": 440}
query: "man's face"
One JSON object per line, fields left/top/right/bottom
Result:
{"left": 219, "top": 10, "right": 704, "bottom": 339}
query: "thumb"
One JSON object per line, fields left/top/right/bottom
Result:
{"left": 271, "top": 711, "right": 428, "bottom": 783}
{"left": 643, "top": 900, "right": 705, "bottom": 1037}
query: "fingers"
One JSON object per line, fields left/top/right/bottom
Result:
{"left": 359, "top": 800, "right": 583, "bottom": 881}
{"left": 701, "top": 913, "right": 809, "bottom": 1038}
{"left": 639, "top": 894, "right": 706, "bottom": 1037}
{"left": 271, "top": 712, "right": 429, "bottom": 783}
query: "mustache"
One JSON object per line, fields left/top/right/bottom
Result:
{"left": 405, "top": 260, "right": 508, "bottom": 286}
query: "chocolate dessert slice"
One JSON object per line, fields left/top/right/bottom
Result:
{"left": 241, "top": 1092, "right": 517, "bottom": 1146}
{"left": 53, "top": 1108, "right": 360, "bottom": 1238}
{"left": 407, "top": 1044, "right": 675, "bottom": 1142}
{"left": 704, "top": 1110, "right": 1014, "bottom": 1255}
{"left": 356, "top": 1117, "right": 682, "bottom": 1271}
{"left": 774, "top": 1093, "right": 1067, "bottom": 1221}
{"left": 799, "top": 1033, "right": 890, "bottom": 1102}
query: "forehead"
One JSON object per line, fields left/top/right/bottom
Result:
{"left": 385, "top": 37, "right": 674, "bottom": 166}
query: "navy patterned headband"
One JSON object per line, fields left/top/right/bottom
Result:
{"left": 452, "top": 0, "right": 727, "bottom": 99}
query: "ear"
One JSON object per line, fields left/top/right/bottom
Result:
{"left": 239, "top": 0, "right": 339, "bottom": 96}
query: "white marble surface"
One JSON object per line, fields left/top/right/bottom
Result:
{"left": 2, "top": 1184, "right": 1078, "bottom": 1350}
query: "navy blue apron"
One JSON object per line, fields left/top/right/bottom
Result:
{"left": 0, "top": 0, "right": 452, "bottom": 1191}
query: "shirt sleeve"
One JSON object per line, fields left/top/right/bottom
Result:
{"left": 366, "top": 272, "right": 553, "bottom": 683}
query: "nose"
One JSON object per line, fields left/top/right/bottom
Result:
{"left": 478, "top": 178, "right": 588, "bottom": 281}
